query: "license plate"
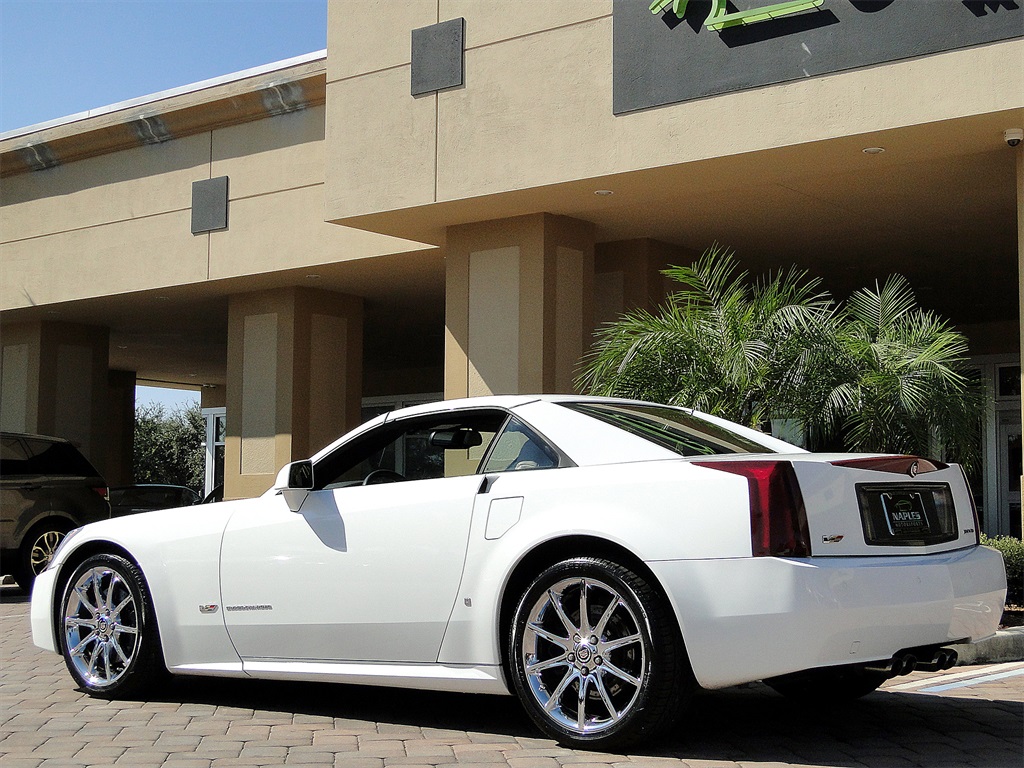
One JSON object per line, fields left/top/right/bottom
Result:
{"left": 856, "top": 483, "right": 956, "bottom": 546}
{"left": 880, "top": 491, "right": 931, "bottom": 536}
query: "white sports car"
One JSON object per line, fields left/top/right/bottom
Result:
{"left": 31, "top": 395, "right": 1007, "bottom": 749}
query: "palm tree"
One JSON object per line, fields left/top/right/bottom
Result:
{"left": 578, "top": 247, "right": 982, "bottom": 468}
{"left": 813, "top": 275, "right": 982, "bottom": 467}
{"left": 577, "top": 245, "right": 836, "bottom": 430}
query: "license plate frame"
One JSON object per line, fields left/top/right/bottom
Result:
{"left": 856, "top": 483, "right": 957, "bottom": 546}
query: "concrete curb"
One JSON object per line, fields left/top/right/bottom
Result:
{"left": 953, "top": 626, "right": 1024, "bottom": 665}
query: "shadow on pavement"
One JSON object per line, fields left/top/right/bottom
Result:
{"left": 155, "top": 675, "right": 534, "bottom": 737}
{"left": 131, "top": 674, "right": 1021, "bottom": 765}
{"left": 651, "top": 685, "right": 1021, "bottom": 765}
{"left": 0, "top": 585, "right": 30, "bottom": 604}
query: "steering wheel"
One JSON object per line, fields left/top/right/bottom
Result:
{"left": 362, "top": 469, "right": 406, "bottom": 485}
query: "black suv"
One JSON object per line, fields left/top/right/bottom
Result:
{"left": 1, "top": 432, "right": 110, "bottom": 590}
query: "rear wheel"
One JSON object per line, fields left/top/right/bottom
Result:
{"left": 15, "top": 520, "right": 71, "bottom": 591}
{"left": 509, "top": 557, "right": 690, "bottom": 750}
{"left": 766, "top": 665, "right": 889, "bottom": 702}
{"left": 58, "top": 554, "right": 165, "bottom": 698}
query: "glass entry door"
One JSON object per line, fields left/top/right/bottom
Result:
{"left": 997, "top": 410, "right": 1022, "bottom": 538}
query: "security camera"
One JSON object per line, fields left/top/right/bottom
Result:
{"left": 1005, "top": 128, "right": 1023, "bottom": 147}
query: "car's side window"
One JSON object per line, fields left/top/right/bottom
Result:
{"left": 481, "top": 418, "right": 560, "bottom": 473}
{"left": 314, "top": 410, "right": 509, "bottom": 489}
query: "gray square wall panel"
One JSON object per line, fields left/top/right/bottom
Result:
{"left": 411, "top": 17, "right": 465, "bottom": 96}
{"left": 191, "top": 176, "right": 229, "bottom": 234}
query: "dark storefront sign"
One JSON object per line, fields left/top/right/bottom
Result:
{"left": 613, "top": 0, "right": 1023, "bottom": 114}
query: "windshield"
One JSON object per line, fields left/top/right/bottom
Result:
{"left": 559, "top": 402, "right": 770, "bottom": 456}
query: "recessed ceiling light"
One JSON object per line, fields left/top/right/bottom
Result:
{"left": 594, "top": 189, "right": 614, "bottom": 196}
{"left": 862, "top": 147, "right": 886, "bottom": 155}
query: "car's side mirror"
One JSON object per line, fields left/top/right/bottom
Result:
{"left": 275, "top": 460, "right": 313, "bottom": 512}
{"left": 288, "top": 460, "right": 314, "bottom": 489}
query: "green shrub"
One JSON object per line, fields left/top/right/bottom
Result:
{"left": 981, "top": 534, "right": 1024, "bottom": 606}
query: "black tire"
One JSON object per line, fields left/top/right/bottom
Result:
{"left": 58, "top": 554, "right": 165, "bottom": 698}
{"left": 508, "top": 557, "right": 691, "bottom": 750}
{"left": 766, "top": 665, "right": 889, "bottom": 702}
{"left": 15, "top": 520, "right": 71, "bottom": 591}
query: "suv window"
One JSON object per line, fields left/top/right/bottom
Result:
{"left": 559, "top": 402, "right": 768, "bottom": 456}
{"left": 0, "top": 436, "right": 100, "bottom": 477}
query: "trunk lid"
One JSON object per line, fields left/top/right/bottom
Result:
{"left": 690, "top": 453, "right": 979, "bottom": 558}
{"left": 790, "top": 454, "right": 979, "bottom": 557}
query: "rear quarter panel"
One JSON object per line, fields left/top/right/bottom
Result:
{"left": 437, "top": 459, "right": 753, "bottom": 666}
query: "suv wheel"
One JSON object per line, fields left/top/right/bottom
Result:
{"left": 16, "top": 520, "right": 71, "bottom": 591}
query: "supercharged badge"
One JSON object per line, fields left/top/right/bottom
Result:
{"left": 225, "top": 604, "right": 274, "bottom": 612}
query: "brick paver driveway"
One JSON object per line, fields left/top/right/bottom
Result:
{"left": 2, "top": 588, "right": 1021, "bottom": 768}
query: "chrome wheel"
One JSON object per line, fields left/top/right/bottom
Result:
{"left": 511, "top": 558, "right": 691, "bottom": 749}
{"left": 520, "top": 575, "right": 647, "bottom": 736}
{"left": 29, "top": 529, "right": 66, "bottom": 575}
{"left": 62, "top": 564, "right": 142, "bottom": 689}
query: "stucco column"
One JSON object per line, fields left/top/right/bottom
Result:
{"left": 593, "top": 239, "right": 693, "bottom": 326}
{"left": 445, "top": 214, "right": 595, "bottom": 398}
{"left": 0, "top": 320, "right": 112, "bottom": 472}
{"left": 1017, "top": 147, "right": 1024, "bottom": 538}
{"left": 224, "top": 287, "right": 363, "bottom": 500}
{"left": 104, "top": 369, "right": 137, "bottom": 486}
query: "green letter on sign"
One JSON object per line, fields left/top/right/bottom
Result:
{"left": 650, "top": 0, "right": 825, "bottom": 30}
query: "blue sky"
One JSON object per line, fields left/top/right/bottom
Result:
{"left": 137, "top": 385, "right": 200, "bottom": 410}
{"left": 0, "top": 0, "right": 327, "bottom": 134}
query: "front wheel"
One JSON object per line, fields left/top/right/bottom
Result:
{"left": 509, "top": 557, "right": 691, "bottom": 750}
{"left": 58, "top": 554, "right": 165, "bottom": 698}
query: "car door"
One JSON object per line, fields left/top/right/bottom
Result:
{"left": 218, "top": 409, "right": 507, "bottom": 664}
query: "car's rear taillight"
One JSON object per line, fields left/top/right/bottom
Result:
{"left": 694, "top": 460, "right": 811, "bottom": 557}
{"left": 91, "top": 485, "right": 109, "bottom": 501}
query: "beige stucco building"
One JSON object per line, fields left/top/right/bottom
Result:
{"left": 2, "top": 1, "right": 1022, "bottom": 535}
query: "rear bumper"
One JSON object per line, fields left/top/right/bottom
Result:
{"left": 649, "top": 545, "right": 1007, "bottom": 689}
